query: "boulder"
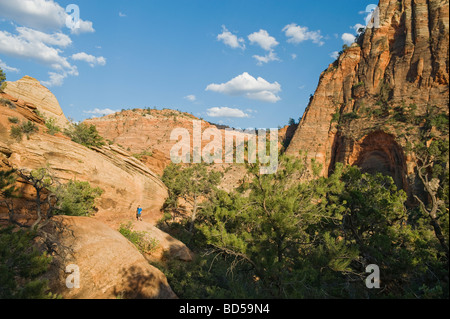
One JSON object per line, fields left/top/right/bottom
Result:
{"left": 41, "top": 216, "right": 177, "bottom": 299}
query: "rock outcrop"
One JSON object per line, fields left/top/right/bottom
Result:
{"left": 286, "top": 0, "right": 449, "bottom": 189}
{"left": 128, "top": 221, "right": 193, "bottom": 262}
{"left": 84, "top": 109, "right": 228, "bottom": 175}
{"left": 84, "top": 109, "right": 254, "bottom": 191}
{"left": 4, "top": 76, "right": 69, "bottom": 128}
{"left": 40, "top": 216, "right": 177, "bottom": 299}
{"left": 0, "top": 93, "right": 168, "bottom": 228}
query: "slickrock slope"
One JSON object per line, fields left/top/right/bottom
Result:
{"left": 4, "top": 76, "right": 69, "bottom": 128}
{"left": 1, "top": 93, "right": 183, "bottom": 298}
{"left": 287, "top": 0, "right": 449, "bottom": 190}
{"left": 0, "top": 93, "right": 168, "bottom": 228}
{"left": 40, "top": 216, "right": 177, "bottom": 299}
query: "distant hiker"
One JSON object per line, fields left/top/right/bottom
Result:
{"left": 136, "top": 206, "right": 143, "bottom": 221}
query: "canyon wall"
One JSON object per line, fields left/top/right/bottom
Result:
{"left": 286, "top": 0, "right": 449, "bottom": 190}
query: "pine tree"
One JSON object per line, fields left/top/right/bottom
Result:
{"left": 0, "top": 67, "right": 6, "bottom": 92}
{"left": 0, "top": 227, "right": 54, "bottom": 299}
{"left": 162, "top": 163, "right": 222, "bottom": 232}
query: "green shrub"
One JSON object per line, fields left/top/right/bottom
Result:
{"left": 428, "top": 113, "right": 449, "bottom": 133}
{"left": 51, "top": 180, "right": 103, "bottom": 217}
{"left": 118, "top": 222, "right": 159, "bottom": 254}
{"left": 10, "top": 126, "right": 23, "bottom": 141}
{"left": 0, "top": 98, "right": 16, "bottom": 109}
{"left": 33, "top": 109, "right": 45, "bottom": 120}
{"left": 0, "top": 67, "right": 6, "bottom": 92}
{"left": 10, "top": 120, "right": 38, "bottom": 141}
{"left": 0, "top": 227, "right": 55, "bottom": 299}
{"left": 45, "top": 118, "right": 61, "bottom": 135}
{"left": 64, "top": 122, "right": 105, "bottom": 148}
{"left": 132, "top": 150, "right": 153, "bottom": 160}
{"left": 341, "top": 111, "right": 359, "bottom": 121}
{"left": 21, "top": 121, "right": 37, "bottom": 134}
{"left": 331, "top": 108, "right": 341, "bottom": 123}
{"left": 8, "top": 117, "right": 19, "bottom": 124}
{"left": 352, "top": 81, "right": 364, "bottom": 88}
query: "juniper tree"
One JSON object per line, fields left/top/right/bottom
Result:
{"left": 64, "top": 122, "right": 105, "bottom": 149}
{"left": 162, "top": 163, "right": 222, "bottom": 233}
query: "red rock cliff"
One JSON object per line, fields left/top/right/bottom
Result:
{"left": 286, "top": 0, "right": 449, "bottom": 190}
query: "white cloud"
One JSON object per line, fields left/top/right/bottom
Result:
{"left": 41, "top": 71, "right": 67, "bottom": 87}
{"left": 0, "top": 28, "right": 78, "bottom": 76}
{"left": 206, "top": 72, "right": 281, "bottom": 103}
{"left": 353, "top": 23, "right": 366, "bottom": 33}
{"left": 71, "top": 52, "right": 106, "bottom": 67}
{"left": 248, "top": 29, "right": 278, "bottom": 51}
{"left": 330, "top": 51, "right": 339, "bottom": 60}
{"left": 0, "top": 0, "right": 94, "bottom": 34}
{"left": 0, "top": 0, "right": 66, "bottom": 30}
{"left": 217, "top": 25, "right": 245, "bottom": 50}
{"left": 0, "top": 0, "right": 98, "bottom": 86}
{"left": 70, "top": 19, "right": 95, "bottom": 35}
{"left": 16, "top": 26, "right": 72, "bottom": 47}
{"left": 207, "top": 107, "right": 250, "bottom": 118}
{"left": 0, "top": 27, "right": 79, "bottom": 86}
{"left": 253, "top": 50, "right": 280, "bottom": 65}
{"left": 342, "top": 33, "right": 356, "bottom": 45}
{"left": 282, "top": 23, "right": 324, "bottom": 46}
{"left": 84, "top": 108, "right": 119, "bottom": 116}
{"left": 184, "top": 94, "right": 196, "bottom": 102}
{"left": 0, "top": 59, "right": 20, "bottom": 72}
{"left": 291, "top": 53, "right": 297, "bottom": 60}
{"left": 119, "top": 12, "right": 127, "bottom": 17}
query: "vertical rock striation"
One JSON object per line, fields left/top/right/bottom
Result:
{"left": 286, "top": 0, "right": 449, "bottom": 190}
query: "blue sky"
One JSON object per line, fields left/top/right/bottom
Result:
{"left": 0, "top": 0, "right": 374, "bottom": 129}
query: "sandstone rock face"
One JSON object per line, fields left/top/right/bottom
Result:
{"left": 287, "top": 0, "right": 449, "bottom": 186}
{"left": 41, "top": 216, "right": 177, "bottom": 299}
{"left": 84, "top": 109, "right": 207, "bottom": 162}
{"left": 86, "top": 109, "right": 285, "bottom": 169}
{"left": 84, "top": 109, "right": 257, "bottom": 191}
{"left": 330, "top": 130, "right": 408, "bottom": 189}
{"left": 0, "top": 96, "right": 168, "bottom": 228}
{"left": 4, "top": 76, "right": 69, "bottom": 128}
